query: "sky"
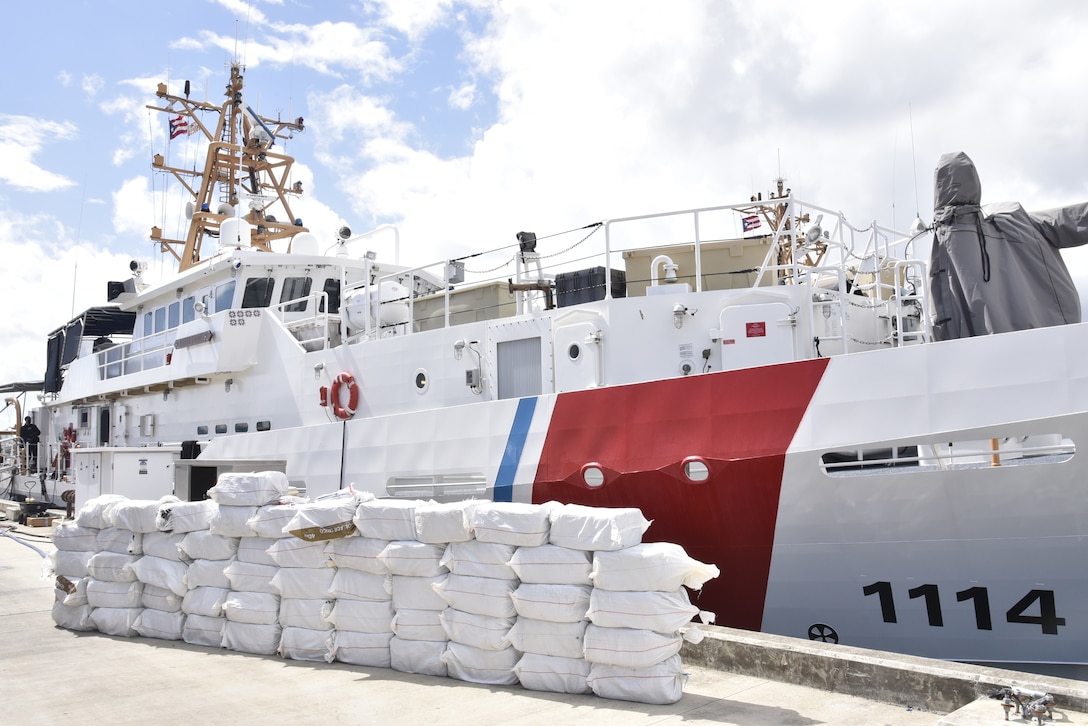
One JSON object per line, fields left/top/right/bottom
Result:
{"left": 3, "top": 0, "right": 1088, "bottom": 422}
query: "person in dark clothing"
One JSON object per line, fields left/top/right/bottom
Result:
{"left": 20, "top": 416, "right": 41, "bottom": 471}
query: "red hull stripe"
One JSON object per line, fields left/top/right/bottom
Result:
{"left": 532, "top": 357, "right": 830, "bottom": 631}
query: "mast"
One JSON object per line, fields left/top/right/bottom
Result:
{"left": 147, "top": 63, "right": 308, "bottom": 271}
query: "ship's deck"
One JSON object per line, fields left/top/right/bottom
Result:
{"left": 2, "top": 518, "right": 1085, "bottom": 725}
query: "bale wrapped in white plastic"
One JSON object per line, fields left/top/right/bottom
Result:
{"left": 142, "top": 531, "right": 188, "bottom": 562}
{"left": 508, "top": 544, "right": 592, "bottom": 585}
{"left": 590, "top": 542, "right": 720, "bottom": 592}
{"left": 95, "top": 527, "right": 143, "bottom": 556}
{"left": 547, "top": 503, "right": 651, "bottom": 552}
{"left": 379, "top": 541, "right": 448, "bottom": 577}
{"left": 285, "top": 489, "right": 368, "bottom": 541}
{"left": 53, "top": 523, "right": 99, "bottom": 552}
{"left": 182, "top": 586, "right": 231, "bottom": 618}
{"left": 582, "top": 624, "right": 682, "bottom": 669}
{"left": 326, "top": 537, "right": 389, "bottom": 574}
{"left": 74, "top": 494, "right": 127, "bottom": 529}
{"left": 270, "top": 567, "right": 336, "bottom": 600}
{"left": 389, "top": 636, "right": 447, "bottom": 677}
{"left": 330, "top": 569, "right": 392, "bottom": 602}
{"left": 209, "top": 505, "right": 257, "bottom": 537}
{"left": 433, "top": 574, "right": 518, "bottom": 619}
{"left": 326, "top": 599, "right": 395, "bottom": 634}
{"left": 587, "top": 588, "right": 700, "bottom": 633}
{"left": 208, "top": 471, "right": 290, "bottom": 506}
{"left": 52, "top": 601, "right": 96, "bottom": 632}
{"left": 331, "top": 631, "right": 393, "bottom": 668}
{"left": 414, "top": 500, "right": 478, "bottom": 543}
{"left": 249, "top": 502, "right": 303, "bottom": 538}
{"left": 354, "top": 499, "right": 426, "bottom": 541}
{"left": 514, "top": 653, "right": 592, "bottom": 695}
{"left": 223, "top": 620, "right": 281, "bottom": 655}
{"left": 236, "top": 536, "right": 278, "bottom": 566}
{"left": 510, "top": 583, "right": 591, "bottom": 623}
{"left": 267, "top": 536, "right": 330, "bottom": 569}
{"left": 54, "top": 550, "right": 94, "bottom": 579}
{"left": 90, "top": 606, "right": 143, "bottom": 637}
{"left": 471, "top": 502, "right": 551, "bottom": 546}
{"left": 134, "top": 609, "right": 185, "bottom": 640}
{"left": 222, "top": 591, "right": 281, "bottom": 625}
{"left": 113, "top": 497, "right": 180, "bottom": 534}
{"left": 586, "top": 655, "right": 686, "bottom": 705}
{"left": 391, "top": 575, "right": 448, "bottom": 612}
{"left": 440, "top": 540, "right": 516, "bottom": 580}
{"left": 182, "top": 613, "right": 225, "bottom": 647}
{"left": 87, "top": 552, "right": 140, "bottom": 582}
{"left": 129, "top": 555, "right": 189, "bottom": 597}
{"left": 441, "top": 642, "right": 520, "bottom": 685}
{"left": 157, "top": 499, "right": 217, "bottom": 533}
{"left": 391, "top": 609, "right": 446, "bottom": 641}
{"left": 55, "top": 576, "right": 88, "bottom": 608}
{"left": 223, "top": 560, "right": 278, "bottom": 594}
{"left": 184, "top": 558, "right": 233, "bottom": 590}
{"left": 439, "top": 608, "right": 515, "bottom": 651}
{"left": 179, "top": 530, "right": 239, "bottom": 562}
{"left": 278, "top": 626, "right": 333, "bottom": 662}
{"left": 279, "top": 598, "right": 334, "bottom": 631}
{"left": 504, "top": 617, "right": 587, "bottom": 659}
{"left": 141, "top": 584, "right": 183, "bottom": 613}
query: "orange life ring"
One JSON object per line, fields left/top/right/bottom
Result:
{"left": 329, "top": 372, "right": 359, "bottom": 419}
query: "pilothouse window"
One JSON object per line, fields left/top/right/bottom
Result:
{"left": 242, "top": 277, "right": 276, "bottom": 308}
{"left": 280, "top": 276, "right": 312, "bottom": 312}
{"left": 214, "top": 280, "right": 236, "bottom": 312}
{"left": 820, "top": 434, "right": 1074, "bottom": 476}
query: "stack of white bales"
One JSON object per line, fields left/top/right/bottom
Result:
{"left": 361, "top": 498, "right": 450, "bottom": 677}
{"left": 51, "top": 476, "right": 719, "bottom": 706}
{"left": 432, "top": 501, "right": 527, "bottom": 685}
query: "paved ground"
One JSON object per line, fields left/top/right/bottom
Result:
{"left": 0, "top": 519, "right": 1077, "bottom": 725}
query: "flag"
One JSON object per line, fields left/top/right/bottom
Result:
{"left": 169, "top": 115, "right": 188, "bottom": 139}
{"left": 742, "top": 214, "right": 761, "bottom": 232}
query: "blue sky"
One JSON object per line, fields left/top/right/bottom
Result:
{"left": 3, "top": 0, "right": 1088, "bottom": 403}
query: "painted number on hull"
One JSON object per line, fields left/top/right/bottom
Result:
{"left": 862, "top": 582, "right": 1066, "bottom": 635}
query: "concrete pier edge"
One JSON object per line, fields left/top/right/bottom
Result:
{"left": 681, "top": 624, "right": 1088, "bottom": 715}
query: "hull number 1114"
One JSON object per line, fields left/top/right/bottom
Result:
{"left": 862, "top": 581, "right": 1065, "bottom": 634}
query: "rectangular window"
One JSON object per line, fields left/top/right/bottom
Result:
{"left": 214, "top": 280, "right": 236, "bottom": 313}
{"left": 320, "top": 278, "right": 341, "bottom": 313}
{"left": 168, "top": 302, "right": 180, "bottom": 329}
{"left": 154, "top": 307, "right": 166, "bottom": 332}
{"left": 242, "top": 277, "right": 276, "bottom": 308}
{"left": 182, "top": 296, "right": 196, "bottom": 323}
{"left": 280, "top": 276, "right": 312, "bottom": 312}
{"left": 143, "top": 311, "right": 152, "bottom": 336}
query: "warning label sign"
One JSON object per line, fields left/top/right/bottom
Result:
{"left": 746, "top": 321, "right": 766, "bottom": 338}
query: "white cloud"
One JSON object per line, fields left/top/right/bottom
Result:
{"left": 82, "top": 74, "right": 105, "bottom": 97}
{"left": 0, "top": 115, "right": 78, "bottom": 192}
{"left": 0, "top": 204, "right": 134, "bottom": 387}
{"left": 447, "top": 81, "right": 475, "bottom": 110}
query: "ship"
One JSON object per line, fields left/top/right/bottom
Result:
{"left": 2, "top": 62, "right": 1085, "bottom": 677}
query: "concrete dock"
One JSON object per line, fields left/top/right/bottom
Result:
{"left": 2, "top": 519, "right": 1085, "bottom": 725}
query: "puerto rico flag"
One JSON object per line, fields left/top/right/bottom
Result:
{"left": 742, "top": 214, "right": 761, "bottom": 232}
{"left": 169, "top": 115, "right": 188, "bottom": 139}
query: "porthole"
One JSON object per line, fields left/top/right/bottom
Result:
{"left": 256, "top": 420, "right": 271, "bottom": 432}
{"left": 414, "top": 368, "right": 429, "bottom": 393}
{"left": 235, "top": 422, "right": 249, "bottom": 433}
{"left": 682, "top": 457, "right": 710, "bottom": 483}
{"left": 568, "top": 344, "right": 581, "bottom": 361}
{"left": 196, "top": 425, "right": 208, "bottom": 436}
{"left": 214, "top": 424, "right": 227, "bottom": 434}
{"left": 581, "top": 463, "right": 605, "bottom": 488}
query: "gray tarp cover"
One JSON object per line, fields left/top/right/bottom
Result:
{"left": 928, "top": 151, "right": 1088, "bottom": 340}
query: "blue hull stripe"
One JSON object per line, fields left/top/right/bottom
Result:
{"left": 493, "top": 397, "right": 537, "bottom": 502}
